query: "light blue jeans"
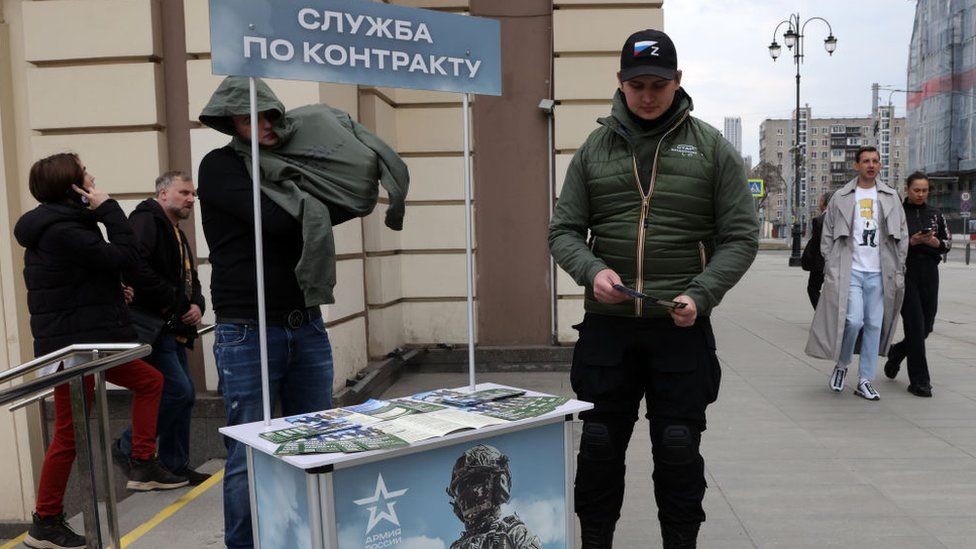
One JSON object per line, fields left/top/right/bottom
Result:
{"left": 839, "top": 270, "right": 884, "bottom": 381}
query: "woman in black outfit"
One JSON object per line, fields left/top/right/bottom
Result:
{"left": 801, "top": 191, "right": 834, "bottom": 308}
{"left": 884, "top": 172, "right": 951, "bottom": 397}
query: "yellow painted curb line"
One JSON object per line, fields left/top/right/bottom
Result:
{"left": 120, "top": 468, "right": 224, "bottom": 547}
{"left": 0, "top": 468, "right": 224, "bottom": 549}
{"left": 0, "top": 533, "right": 26, "bottom": 549}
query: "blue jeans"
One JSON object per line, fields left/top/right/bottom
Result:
{"left": 216, "top": 317, "right": 334, "bottom": 549}
{"left": 839, "top": 270, "right": 884, "bottom": 381}
{"left": 119, "top": 334, "right": 194, "bottom": 472}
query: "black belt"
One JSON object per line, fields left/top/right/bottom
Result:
{"left": 217, "top": 308, "right": 321, "bottom": 329}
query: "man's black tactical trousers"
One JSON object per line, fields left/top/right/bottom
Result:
{"left": 571, "top": 313, "right": 722, "bottom": 544}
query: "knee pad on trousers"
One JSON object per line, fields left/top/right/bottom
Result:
{"left": 659, "top": 425, "right": 700, "bottom": 466}
{"left": 579, "top": 422, "right": 614, "bottom": 462}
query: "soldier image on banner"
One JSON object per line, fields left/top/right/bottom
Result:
{"left": 446, "top": 445, "right": 542, "bottom": 549}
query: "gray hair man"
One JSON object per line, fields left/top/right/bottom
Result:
{"left": 117, "top": 170, "right": 209, "bottom": 485}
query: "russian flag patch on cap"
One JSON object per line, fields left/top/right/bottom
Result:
{"left": 634, "top": 40, "right": 658, "bottom": 56}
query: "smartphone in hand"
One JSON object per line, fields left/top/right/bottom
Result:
{"left": 611, "top": 284, "right": 687, "bottom": 310}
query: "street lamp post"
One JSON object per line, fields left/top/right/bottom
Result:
{"left": 769, "top": 14, "right": 837, "bottom": 267}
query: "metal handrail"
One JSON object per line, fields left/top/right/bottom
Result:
{"left": 0, "top": 344, "right": 151, "bottom": 407}
{"left": 2, "top": 343, "right": 153, "bottom": 549}
{"left": 8, "top": 388, "right": 54, "bottom": 412}
{"left": 9, "top": 327, "right": 218, "bottom": 410}
{"left": 0, "top": 343, "right": 141, "bottom": 385}
{"left": 2, "top": 323, "right": 215, "bottom": 386}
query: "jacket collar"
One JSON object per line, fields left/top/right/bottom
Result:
{"left": 599, "top": 87, "right": 693, "bottom": 140}
{"left": 837, "top": 177, "right": 896, "bottom": 197}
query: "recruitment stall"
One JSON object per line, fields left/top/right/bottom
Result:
{"left": 208, "top": 3, "right": 589, "bottom": 547}
{"left": 220, "top": 384, "right": 591, "bottom": 548}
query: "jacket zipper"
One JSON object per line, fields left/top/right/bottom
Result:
{"left": 629, "top": 112, "right": 690, "bottom": 316}
{"left": 698, "top": 241, "right": 707, "bottom": 271}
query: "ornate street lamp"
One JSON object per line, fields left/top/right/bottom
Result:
{"left": 768, "top": 14, "right": 837, "bottom": 267}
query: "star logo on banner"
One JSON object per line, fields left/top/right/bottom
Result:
{"left": 353, "top": 473, "right": 409, "bottom": 534}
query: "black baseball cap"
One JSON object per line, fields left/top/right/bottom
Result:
{"left": 619, "top": 29, "right": 678, "bottom": 81}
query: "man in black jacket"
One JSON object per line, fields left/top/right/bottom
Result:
{"left": 198, "top": 81, "right": 337, "bottom": 549}
{"left": 116, "top": 171, "right": 209, "bottom": 484}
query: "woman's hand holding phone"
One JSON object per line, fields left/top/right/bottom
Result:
{"left": 72, "top": 183, "right": 109, "bottom": 210}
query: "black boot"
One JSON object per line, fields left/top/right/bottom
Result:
{"left": 24, "top": 512, "right": 86, "bottom": 549}
{"left": 127, "top": 456, "right": 188, "bottom": 491}
{"left": 661, "top": 522, "right": 700, "bottom": 549}
{"left": 580, "top": 521, "right": 615, "bottom": 549}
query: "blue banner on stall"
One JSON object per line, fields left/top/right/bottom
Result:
{"left": 333, "top": 422, "right": 567, "bottom": 548}
{"left": 253, "top": 450, "right": 313, "bottom": 549}
{"left": 208, "top": 0, "right": 502, "bottom": 96}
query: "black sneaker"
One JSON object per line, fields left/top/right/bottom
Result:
{"left": 907, "top": 384, "right": 933, "bottom": 398}
{"left": 24, "top": 512, "right": 85, "bottom": 549}
{"left": 884, "top": 357, "right": 901, "bottom": 379}
{"left": 127, "top": 457, "right": 188, "bottom": 491}
{"left": 111, "top": 438, "right": 130, "bottom": 475}
{"left": 173, "top": 467, "right": 212, "bottom": 486}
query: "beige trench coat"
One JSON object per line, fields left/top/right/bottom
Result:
{"left": 805, "top": 179, "right": 908, "bottom": 361}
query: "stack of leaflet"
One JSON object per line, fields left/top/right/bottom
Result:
{"left": 411, "top": 388, "right": 569, "bottom": 421}
{"left": 261, "top": 388, "right": 568, "bottom": 455}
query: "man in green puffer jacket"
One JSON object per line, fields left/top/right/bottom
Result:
{"left": 549, "top": 30, "right": 758, "bottom": 549}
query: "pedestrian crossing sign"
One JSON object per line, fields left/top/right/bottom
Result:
{"left": 748, "top": 179, "right": 765, "bottom": 198}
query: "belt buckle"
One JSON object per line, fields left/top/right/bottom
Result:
{"left": 286, "top": 310, "right": 304, "bottom": 329}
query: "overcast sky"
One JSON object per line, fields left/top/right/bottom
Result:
{"left": 664, "top": 0, "right": 919, "bottom": 162}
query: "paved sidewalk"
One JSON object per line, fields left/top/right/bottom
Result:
{"left": 384, "top": 252, "right": 976, "bottom": 548}
{"left": 5, "top": 252, "right": 973, "bottom": 548}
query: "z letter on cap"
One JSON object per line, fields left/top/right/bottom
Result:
{"left": 634, "top": 40, "right": 660, "bottom": 57}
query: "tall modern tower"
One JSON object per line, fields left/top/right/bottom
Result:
{"left": 724, "top": 116, "right": 743, "bottom": 154}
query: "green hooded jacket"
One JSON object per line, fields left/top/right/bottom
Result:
{"left": 549, "top": 88, "right": 758, "bottom": 318}
{"left": 200, "top": 77, "right": 409, "bottom": 306}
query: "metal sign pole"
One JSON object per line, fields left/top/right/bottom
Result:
{"left": 249, "top": 78, "right": 272, "bottom": 425}
{"left": 462, "top": 93, "right": 476, "bottom": 391}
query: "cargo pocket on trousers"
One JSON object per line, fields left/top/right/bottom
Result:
{"left": 570, "top": 320, "right": 628, "bottom": 400}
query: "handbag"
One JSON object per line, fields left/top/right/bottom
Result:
{"left": 128, "top": 306, "right": 166, "bottom": 345}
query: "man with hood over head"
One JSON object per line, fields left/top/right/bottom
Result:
{"left": 197, "top": 77, "right": 408, "bottom": 549}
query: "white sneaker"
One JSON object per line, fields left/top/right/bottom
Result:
{"left": 855, "top": 379, "right": 880, "bottom": 401}
{"left": 829, "top": 366, "right": 847, "bottom": 392}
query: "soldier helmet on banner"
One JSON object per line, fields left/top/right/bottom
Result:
{"left": 446, "top": 444, "right": 512, "bottom": 521}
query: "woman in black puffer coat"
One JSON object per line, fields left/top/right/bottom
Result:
{"left": 883, "top": 172, "right": 951, "bottom": 397}
{"left": 14, "top": 153, "right": 185, "bottom": 549}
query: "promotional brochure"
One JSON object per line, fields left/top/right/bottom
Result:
{"left": 264, "top": 388, "right": 569, "bottom": 455}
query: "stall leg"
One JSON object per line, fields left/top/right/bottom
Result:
{"left": 247, "top": 447, "right": 261, "bottom": 549}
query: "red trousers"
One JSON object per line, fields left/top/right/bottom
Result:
{"left": 35, "top": 359, "right": 163, "bottom": 517}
